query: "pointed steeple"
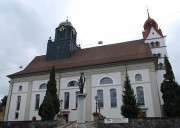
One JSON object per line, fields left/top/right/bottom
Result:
{"left": 142, "top": 9, "right": 163, "bottom": 39}
{"left": 147, "top": 8, "right": 150, "bottom": 18}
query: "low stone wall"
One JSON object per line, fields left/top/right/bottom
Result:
{"left": 98, "top": 118, "right": 180, "bottom": 128}
{"left": 0, "top": 120, "right": 59, "bottom": 128}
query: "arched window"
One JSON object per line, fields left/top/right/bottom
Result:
{"left": 136, "top": 87, "right": 145, "bottom": 105}
{"left": 110, "top": 89, "right": 117, "bottom": 107}
{"left": 18, "top": 85, "right": 22, "bottom": 91}
{"left": 16, "top": 96, "right": 21, "bottom": 110}
{"left": 68, "top": 81, "right": 78, "bottom": 87}
{"left": 135, "top": 74, "right": 142, "bottom": 81}
{"left": 150, "top": 42, "right": 154, "bottom": 48}
{"left": 39, "top": 83, "right": 47, "bottom": 89}
{"left": 159, "top": 63, "right": 164, "bottom": 69}
{"left": 97, "top": 90, "right": 104, "bottom": 107}
{"left": 155, "top": 41, "right": 160, "bottom": 47}
{"left": 35, "top": 94, "right": 40, "bottom": 110}
{"left": 158, "top": 53, "right": 161, "bottom": 58}
{"left": 64, "top": 92, "right": 69, "bottom": 109}
{"left": 100, "top": 77, "right": 113, "bottom": 85}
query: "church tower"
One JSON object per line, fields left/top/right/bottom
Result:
{"left": 142, "top": 11, "right": 168, "bottom": 105}
{"left": 46, "top": 19, "right": 80, "bottom": 60}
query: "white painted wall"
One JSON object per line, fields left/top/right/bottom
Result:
{"left": 146, "top": 27, "right": 162, "bottom": 39}
{"left": 144, "top": 26, "right": 168, "bottom": 106}
{"left": 29, "top": 91, "right": 46, "bottom": 120}
{"left": 91, "top": 72, "right": 122, "bottom": 119}
{"left": 12, "top": 82, "right": 29, "bottom": 93}
{"left": 156, "top": 70, "right": 166, "bottom": 104}
{"left": 59, "top": 76, "right": 81, "bottom": 121}
{"left": 28, "top": 80, "right": 48, "bottom": 120}
{"left": 6, "top": 62, "right": 161, "bottom": 121}
{"left": 128, "top": 69, "right": 150, "bottom": 83}
{"left": 8, "top": 93, "right": 27, "bottom": 121}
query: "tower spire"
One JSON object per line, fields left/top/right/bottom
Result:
{"left": 146, "top": 6, "right": 150, "bottom": 18}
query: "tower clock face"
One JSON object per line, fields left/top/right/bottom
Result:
{"left": 59, "top": 26, "right": 65, "bottom": 31}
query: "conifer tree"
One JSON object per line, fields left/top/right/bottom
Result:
{"left": 161, "top": 56, "right": 179, "bottom": 117}
{"left": 121, "top": 68, "right": 141, "bottom": 118}
{"left": 39, "top": 67, "right": 60, "bottom": 120}
{"left": 38, "top": 92, "right": 56, "bottom": 121}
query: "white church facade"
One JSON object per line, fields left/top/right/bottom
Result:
{"left": 4, "top": 13, "right": 168, "bottom": 121}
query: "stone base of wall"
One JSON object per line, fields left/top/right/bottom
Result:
{"left": 98, "top": 118, "right": 180, "bottom": 128}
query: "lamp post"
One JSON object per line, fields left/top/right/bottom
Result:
{"left": 98, "top": 100, "right": 100, "bottom": 114}
{"left": 95, "top": 96, "right": 98, "bottom": 113}
{"left": 58, "top": 99, "right": 63, "bottom": 128}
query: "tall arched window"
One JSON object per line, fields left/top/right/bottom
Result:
{"left": 110, "top": 89, "right": 117, "bottom": 107}
{"left": 136, "top": 87, "right": 145, "bottom": 105}
{"left": 35, "top": 94, "right": 40, "bottom": 110}
{"left": 39, "top": 83, "right": 47, "bottom": 89}
{"left": 100, "top": 77, "right": 113, "bottom": 85}
{"left": 16, "top": 96, "right": 21, "bottom": 110}
{"left": 64, "top": 92, "right": 69, "bottom": 109}
{"left": 97, "top": 90, "right": 104, "bottom": 107}
{"left": 68, "top": 81, "right": 78, "bottom": 87}
{"left": 18, "top": 85, "right": 22, "bottom": 91}
{"left": 135, "top": 74, "right": 142, "bottom": 81}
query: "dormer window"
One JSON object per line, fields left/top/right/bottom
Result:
{"left": 18, "top": 85, "right": 22, "bottom": 91}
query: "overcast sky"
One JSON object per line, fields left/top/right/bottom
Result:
{"left": 0, "top": 0, "right": 180, "bottom": 99}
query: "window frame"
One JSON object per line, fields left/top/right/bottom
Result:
{"left": 135, "top": 74, "right": 142, "bottom": 81}
{"left": 18, "top": 85, "right": 22, "bottom": 91}
{"left": 64, "top": 92, "right": 70, "bottom": 109}
{"left": 35, "top": 94, "right": 40, "bottom": 110}
{"left": 100, "top": 77, "right": 113, "bottom": 85}
{"left": 136, "top": 86, "right": 145, "bottom": 105}
{"left": 67, "top": 80, "right": 78, "bottom": 87}
{"left": 110, "top": 89, "right": 117, "bottom": 107}
{"left": 39, "top": 83, "right": 47, "bottom": 89}
{"left": 16, "top": 96, "right": 21, "bottom": 111}
{"left": 15, "top": 112, "right": 19, "bottom": 119}
{"left": 155, "top": 41, "right": 160, "bottom": 47}
{"left": 97, "top": 89, "right": 104, "bottom": 107}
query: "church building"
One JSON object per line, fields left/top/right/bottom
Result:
{"left": 4, "top": 13, "right": 168, "bottom": 121}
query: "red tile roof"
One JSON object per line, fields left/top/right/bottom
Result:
{"left": 8, "top": 39, "right": 153, "bottom": 78}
